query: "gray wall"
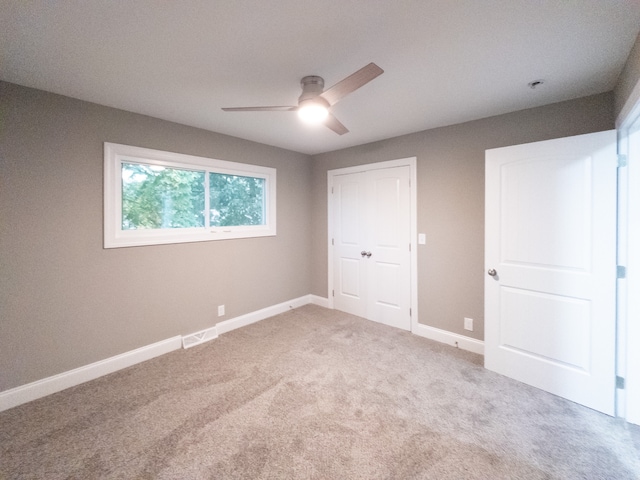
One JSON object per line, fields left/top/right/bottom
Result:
{"left": 310, "top": 92, "right": 614, "bottom": 341}
{"left": 0, "top": 82, "right": 312, "bottom": 391}
{"left": 0, "top": 80, "right": 616, "bottom": 393}
{"left": 615, "top": 31, "right": 640, "bottom": 121}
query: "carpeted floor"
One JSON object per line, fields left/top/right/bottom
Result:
{"left": 1, "top": 304, "right": 639, "bottom": 479}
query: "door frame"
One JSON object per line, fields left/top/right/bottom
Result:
{"left": 327, "top": 157, "right": 418, "bottom": 331}
{"left": 617, "top": 93, "right": 640, "bottom": 425}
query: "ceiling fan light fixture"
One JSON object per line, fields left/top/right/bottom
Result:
{"left": 222, "top": 63, "right": 383, "bottom": 135}
{"left": 297, "top": 99, "right": 329, "bottom": 124}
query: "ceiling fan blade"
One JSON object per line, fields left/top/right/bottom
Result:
{"left": 320, "top": 63, "right": 384, "bottom": 106}
{"left": 324, "top": 113, "right": 349, "bottom": 135}
{"left": 221, "top": 106, "right": 297, "bottom": 112}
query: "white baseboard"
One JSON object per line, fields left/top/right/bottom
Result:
{"left": 182, "top": 295, "right": 326, "bottom": 349}
{"left": 0, "top": 295, "right": 476, "bottom": 413}
{"left": 412, "top": 322, "right": 484, "bottom": 355}
{"left": 0, "top": 336, "right": 182, "bottom": 413}
{"left": 0, "top": 295, "right": 322, "bottom": 411}
{"left": 309, "top": 294, "right": 329, "bottom": 308}
{"left": 215, "top": 294, "right": 313, "bottom": 335}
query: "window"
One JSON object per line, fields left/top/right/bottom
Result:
{"left": 104, "top": 143, "right": 276, "bottom": 248}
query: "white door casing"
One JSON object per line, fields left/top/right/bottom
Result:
{"left": 329, "top": 159, "right": 416, "bottom": 331}
{"left": 485, "top": 130, "right": 617, "bottom": 415}
{"left": 618, "top": 112, "right": 640, "bottom": 425}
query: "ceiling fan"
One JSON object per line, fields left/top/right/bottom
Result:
{"left": 222, "top": 63, "right": 384, "bottom": 135}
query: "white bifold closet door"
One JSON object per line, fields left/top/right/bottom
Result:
{"left": 332, "top": 165, "right": 411, "bottom": 331}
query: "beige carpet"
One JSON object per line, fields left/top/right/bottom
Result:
{"left": 1, "top": 304, "right": 639, "bottom": 479}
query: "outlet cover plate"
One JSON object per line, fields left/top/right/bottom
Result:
{"left": 464, "top": 317, "right": 473, "bottom": 331}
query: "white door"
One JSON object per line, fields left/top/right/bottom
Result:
{"left": 485, "top": 130, "right": 617, "bottom": 415}
{"left": 332, "top": 165, "right": 411, "bottom": 330}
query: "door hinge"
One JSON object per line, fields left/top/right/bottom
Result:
{"left": 618, "top": 154, "right": 628, "bottom": 168}
{"left": 331, "top": 186, "right": 334, "bottom": 194}
{"left": 616, "top": 376, "right": 625, "bottom": 389}
{"left": 409, "top": 308, "right": 412, "bottom": 317}
{"left": 332, "top": 238, "right": 334, "bottom": 246}
{"left": 332, "top": 290, "right": 334, "bottom": 297}
{"left": 617, "top": 265, "right": 627, "bottom": 279}
{"left": 409, "top": 243, "right": 411, "bottom": 252}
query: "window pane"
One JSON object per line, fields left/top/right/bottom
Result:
{"left": 122, "top": 163, "right": 205, "bottom": 230}
{"left": 209, "top": 173, "right": 265, "bottom": 227}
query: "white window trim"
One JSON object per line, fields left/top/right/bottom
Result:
{"left": 104, "top": 142, "right": 276, "bottom": 248}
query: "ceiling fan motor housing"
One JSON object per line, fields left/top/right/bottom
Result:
{"left": 222, "top": 63, "right": 382, "bottom": 135}
{"left": 298, "top": 76, "right": 327, "bottom": 104}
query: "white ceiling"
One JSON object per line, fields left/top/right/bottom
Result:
{"left": 2, "top": 1, "right": 639, "bottom": 155}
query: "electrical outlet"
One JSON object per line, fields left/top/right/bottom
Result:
{"left": 218, "top": 305, "right": 225, "bottom": 317}
{"left": 464, "top": 317, "right": 473, "bottom": 331}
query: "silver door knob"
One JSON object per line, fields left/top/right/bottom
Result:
{"left": 361, "top": 251, "right": 367, "bottom": 257}
{"left": 487, "top": 268, "right": 497, "bottom": 276}
{"left": 366, "top": 251, "right": 372, "bottom": 258}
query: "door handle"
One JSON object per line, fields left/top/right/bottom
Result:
{"left": 361, "top": 251, "right": 373, "bottom": 258}
{"left": 487, "top": 268, "right": 497, "bottom": 276}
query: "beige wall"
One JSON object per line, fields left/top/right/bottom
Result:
{"left": 615, "top": 31, "right": 640, "bottom": 122}
{"left": 0, "top": 82, "right": 312, "bottom": 391}
{"left": 310, "top": 92, "right": 614, "bottom": 341}
{"left": 0, "top": 80, "right": 616, "bottom": 393}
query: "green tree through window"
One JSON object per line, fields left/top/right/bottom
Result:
{"left": 122, "top": 163, "right": 205, "bottom": 230}
{"left": 210, "top": 173, "right": 265, "bottom": 227}
{"left": 121, "top": 163, "right": 266, "bottom": 231}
